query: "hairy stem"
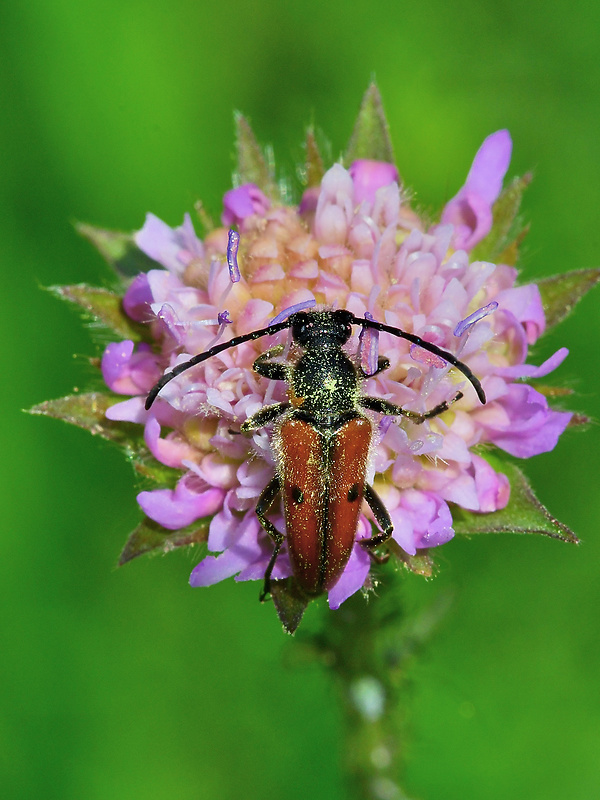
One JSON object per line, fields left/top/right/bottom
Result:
{"left": 307, "top": 579, "right": 451, "bottom": 799}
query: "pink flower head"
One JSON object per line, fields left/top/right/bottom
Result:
{"left": 100, "top": 129, "right": 572, "bottom": 611}
{"left": 441, "top": 129, "right": 512, "bottom": 251}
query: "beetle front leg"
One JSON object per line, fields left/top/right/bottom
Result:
{"left": 241, "top": 402, "right": 291, "bottom": 432}
{"left": 253, "top": 344, "right": 289, "bottom": 381}
{"left": 359, "top": 483, "right": 393, "bottom": 561}
{"left": 360, "top": 391, "right": 463, "bottom": 423}
{"left": 255, "top": 475, "right": 285, "bottom": 602}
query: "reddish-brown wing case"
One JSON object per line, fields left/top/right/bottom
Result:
{"left": 277, "top": 415, "right": 371, "bottom": 595}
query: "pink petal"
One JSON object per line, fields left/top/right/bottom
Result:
{"left": 222, "top": 184, "right": 270, "bottom": 227}
{"left": 496, "top": 347, "right": 569, "bottom": 379}
{"left": 327, "top": 542, "right": 371, "bottom": 610}
{"left": 135, "top": 213, "right": 203, "bottom": 275}
{"left": 349, "top": 159, "right": 399, "bottom": 206}
{"left": 472, "top": 454, "right": 510, "bottom": 512}
{"left": 495, "top": 284, "right": 546, "bottom": 344}
{"left": 138, "top": 480, "right": 225, "bottom": 530}
{"left": 327, "top": 517, "right": 372, "bottom": 609}
{"left": 144, "top": 417, "right": 197, "bottom": 468}
{"left": 441, "top": 130, "right": 512, "bottom": 251}
{"left": 190, "top": 548, "right": 256, "bottom": 586}
{"left": 123, "top": 273, "right": 153, "bottom": 322}
{"left": 101, "top": 341, "right": 160, "bottom": 395}
{"left": 484, "top": 384, "right": 572, "bottom": 458}
{"left": 314, "top": 164, "right": 354, "bottom": 245}
{"left": 105, "top": 396, "right": 148, "bottom": 423}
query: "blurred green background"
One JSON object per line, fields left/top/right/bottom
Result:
{"left": 2, "top": 1, "right": 599, "bottom": 798}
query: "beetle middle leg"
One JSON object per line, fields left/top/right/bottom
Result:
{"left": 360, "top": 391, "right": 463, "bottom": 424}
{"left": 359, "top": 356, "right": 390, "bottom": 379}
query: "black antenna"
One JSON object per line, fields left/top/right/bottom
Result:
{"left": 145, "top": 319, "right": 291, "bottom": 409}
{"left": 350, "top": 313, "right": 486, "bottom": 404}
{"left": 146, "top": 310, "right": 487, "bottom": 411}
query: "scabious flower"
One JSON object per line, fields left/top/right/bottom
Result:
{"left": 38, "top": 86, "right": 591, "bottom": 631}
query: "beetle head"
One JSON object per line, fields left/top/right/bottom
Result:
{"left": 290, "top": 309, "right": 354, "bottom": 348}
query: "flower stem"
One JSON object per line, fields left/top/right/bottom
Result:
{"left": 308, "top": 579, "right": 451, "bottom": 800}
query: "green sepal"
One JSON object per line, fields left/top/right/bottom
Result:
{"left": 471, "top": 174, "right": 531, "bottom": 265}
{"left": 387, "top": 539, "right": 434, "bottom": 577}
{"left": 193, "top": 200, "right": 215, "bottom": 235}
{"left": 76, "top": 222, "right": 157, "bottom": 279}
{"left": 304, "top": 126, "right": 325, "bottom": 188}
{"left": 119, "top": 516, "right": 209, "bottom": 565}
{"left": 531, "top": 383, "right": 574, "bottom": 399}
{"left": 27, "top": 392, "right": 181, "bottom": 487}
{"left": 568, "top": 412, "right": 593, "bottom": 427}
{"left": 270, "top": 578, "right": 310, "bottom": 635}
{"left": 233, "top": 112, "right": 279, "bottom": 200}
{"left": 452, "top": 452, "right": 579, "bottom": 543}
{"left": 537, "top": 267, "right": 600, "bottom": 330}
{"left": 48, "top": 284, "right": 150, "bottom": 343}
{"left": 345, "top": 82, "right": 395, "bottom": 165}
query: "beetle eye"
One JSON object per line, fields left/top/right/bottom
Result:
{"left": 291, "top": 312, "right": 310, "bottom": 342}
{"left": 338, "top": 325, "right": 352, "bottom": 344}
{"left": 332, "top": 309, "right": 353, "bottom": 343}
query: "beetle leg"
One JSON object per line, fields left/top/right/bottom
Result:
{"left": 255, "top": 475, "right": 285, "bottom": 602}
{"left": 360, "top": 391, "right": 463, "bottom": 423}
{"left": 359, "top": 356, "right": 390, "bottom": 379}
{"left": 241, "top": 402, "right": 291, "bottom": 431}
{"left": 359, "top": 483, "right": 393, "bottom": 560}
{"left": 253, "top": 344, "right": 289, "bottom": 381}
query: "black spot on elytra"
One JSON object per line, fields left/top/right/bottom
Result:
{"left": 292, "top": 486, "right": 304, "bottom": 504}
{"left": 347, "top": 484, "right": 360, "bottom": 502}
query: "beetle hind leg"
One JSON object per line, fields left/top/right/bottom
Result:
{"left": 255, "top": 475, "right": 285, "bottom": 602}
{"left": 360, "top": 483, "right": 393, "bottom": 562}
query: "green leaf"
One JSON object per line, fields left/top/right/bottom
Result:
{"left": 48, "top": 284, "right": 150, "bottom": 342}
{"left": 76, "top": 222, "right": 157, "bottom": 278}
{"left": 452, "top": 454, "right": 579, "bottom": 543}
{"left": 28, "top": 393, "right": 181, "bottom": 487}
{"left": 119, "top": 516, "right": 209, "bottom": 564}
{"left": 270, "top": 578, "right": 310, "bottom": 635}
{"left": 471, "top": 173, "right": 531, "bottom": 265}
{"left": 233, "top": 112, "right": 279, "bottom": 199}
{"left": 304, "top": 126, "right": 325, "bottom": 188}
{"left": 345, "top": 82, "right": 395, "bottom": 165}
{"left": 537, "top": 267, "right": 600, "bottom": 330}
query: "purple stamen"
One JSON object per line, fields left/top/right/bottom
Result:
{"left": 207, "top": 310, "right": 234, "bottom": 350}
{"left": 270, "top": 298, "right": 317, "bottom": 326}
{"left": 409, "top": 343, "right": 447, "bottom": 369}
{"left": 226, "top": 229, "right": 241, "bottom": 283}
{"left": 358, "top": 312, "right": 380, "bottom": 376}
{"left": 454, "top": 301, "right": 498, "bottom": 338}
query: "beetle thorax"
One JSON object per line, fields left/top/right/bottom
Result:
{"left": 289, "top": 345, "right": 360, "bottom": 425}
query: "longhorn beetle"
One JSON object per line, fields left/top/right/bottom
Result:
{"left": 146, "top": 308, "right": 486, "bottom": 601}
